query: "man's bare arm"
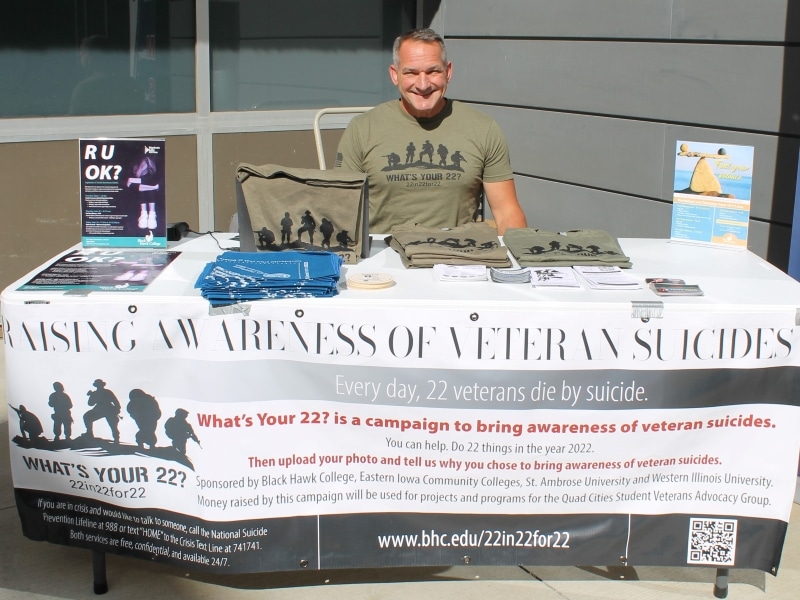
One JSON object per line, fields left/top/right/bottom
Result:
{"left": 483, "top": 179, "right": 527, "bottom": 234}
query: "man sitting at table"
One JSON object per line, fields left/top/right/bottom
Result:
{"left": 335, "top": 28, "right": 527, "bottom": 235}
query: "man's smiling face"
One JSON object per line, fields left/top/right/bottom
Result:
{"left": 390, "top": 39, "right": 452, "bottom": 118}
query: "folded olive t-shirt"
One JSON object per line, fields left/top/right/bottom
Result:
{"left": 503, "top": 229, "right": 632, "bottom": 268}
{"left": 389, "top": 222, "right": 511, "bottom": 268}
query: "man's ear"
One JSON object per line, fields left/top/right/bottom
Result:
{"left": 446, "top": 61, "right": 453, "bottom": 82}
{"left": 389, "top": 63, "right": 399, "bottom": 85}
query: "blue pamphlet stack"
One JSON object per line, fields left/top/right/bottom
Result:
{"left": 195, "top": 250, "right": 343, "bottom": 306}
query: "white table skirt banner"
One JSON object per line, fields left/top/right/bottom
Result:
{"left": 3, "top": 299, "right": 799, "bottom": 573}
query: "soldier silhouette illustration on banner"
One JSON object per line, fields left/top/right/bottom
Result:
{"left": 48, "top": 381, "right": 74, "bottom": 441}
{"left": 9, "top": 377, "right": 202, "bottom": 470}
{"left": 82, "top": 379, "right": 122, "bottom": 443}
{"left": 126, "top": 389, "right": 162, "bottom": 450}
{"left": 9, "top": 404, "right": 44, "bottom": 440}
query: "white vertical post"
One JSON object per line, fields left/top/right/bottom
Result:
{"left": 195, "top": 0, "right": 215, "bottom": 232}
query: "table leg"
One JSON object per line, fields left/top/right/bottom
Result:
{"left": 92, "top": 550, "right": 108, "bottom": 595}
{"left": 713, "top": 568, "right": 729, "bottom": 598}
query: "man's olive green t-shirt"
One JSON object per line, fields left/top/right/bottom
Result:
{"left": 335, "top": 99, "right": 513, "bottom": 234}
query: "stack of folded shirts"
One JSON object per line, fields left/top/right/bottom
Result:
{"left": 503, "top": 229, "right": 632, "bottom": 268}
{"left": 195, "top": 251, "right": 342, "bottom": 306}
{"left": 388, "top": 222, "right": 511, "bottom": 268}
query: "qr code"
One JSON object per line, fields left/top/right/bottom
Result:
{"left": 687, "top": 518, "right": 737, "bottom": 565}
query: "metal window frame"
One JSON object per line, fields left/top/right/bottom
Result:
{"left": 0, "top": 1, "right": 423, "bottom": 231}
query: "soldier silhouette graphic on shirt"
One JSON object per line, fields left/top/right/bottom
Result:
{"left": 421, "top": 140, "right": 434, "bottom": 163}
{"left": 280, "top": 212, "right": 293, "bottom": 244}
{"left": 405, "top": 141, "right": 416, "bottom": 163}
{"left": 257, "top": 227, "right": 278, "bottom": 249}
{"left": 380, "top": 139, "right": 465, "bottom": 172}
{"left": 319, "top": 218, "right": 334, "bottom": 248}
{"left": 384, "top": 152, "right": 401, "bottom": 168}
{"left": 437, "top": 144, "right": 449, "bottom": 166}
{"left": 297, "top": 210, "right": 316, "bottom": 244}
{"left": 336, "top": 230, "right": 355, "bottom": 248}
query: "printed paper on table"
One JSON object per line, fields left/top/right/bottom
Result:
{"left": 80, "top": 138, "right": 166, "bottom": 249}
{"left": 671, "top": 141, "right": 754, "bottom": 250}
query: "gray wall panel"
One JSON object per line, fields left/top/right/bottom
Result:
{"left": 476, "top": 105, "right": 791, "bottom": 223}
{"left": 447, "top": 40, "right": 789, "bottom": 134}
{"left": 441, "top": 0, "right": 671, "bottom": 39}
{"left": 442, "top": 0, "right": 791, "bottom": 42}
{"left": 672, "top": 1, "right": 792, "bottom": 42}
{"left": 512, "top": 176, "right": 672, "bottom": 239}
{"left": 478, "top": 105, "right": 666, "bottom": 199}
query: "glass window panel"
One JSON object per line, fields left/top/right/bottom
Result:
{"left": 0, "top": 0, "right": 196, "bottom": 118}
{"left": 209, "top": 0, "right": 415, "bottom": 111}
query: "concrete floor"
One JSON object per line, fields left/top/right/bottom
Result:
{"left": 1, "top": 338, "right": 799, "bottom": 600}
